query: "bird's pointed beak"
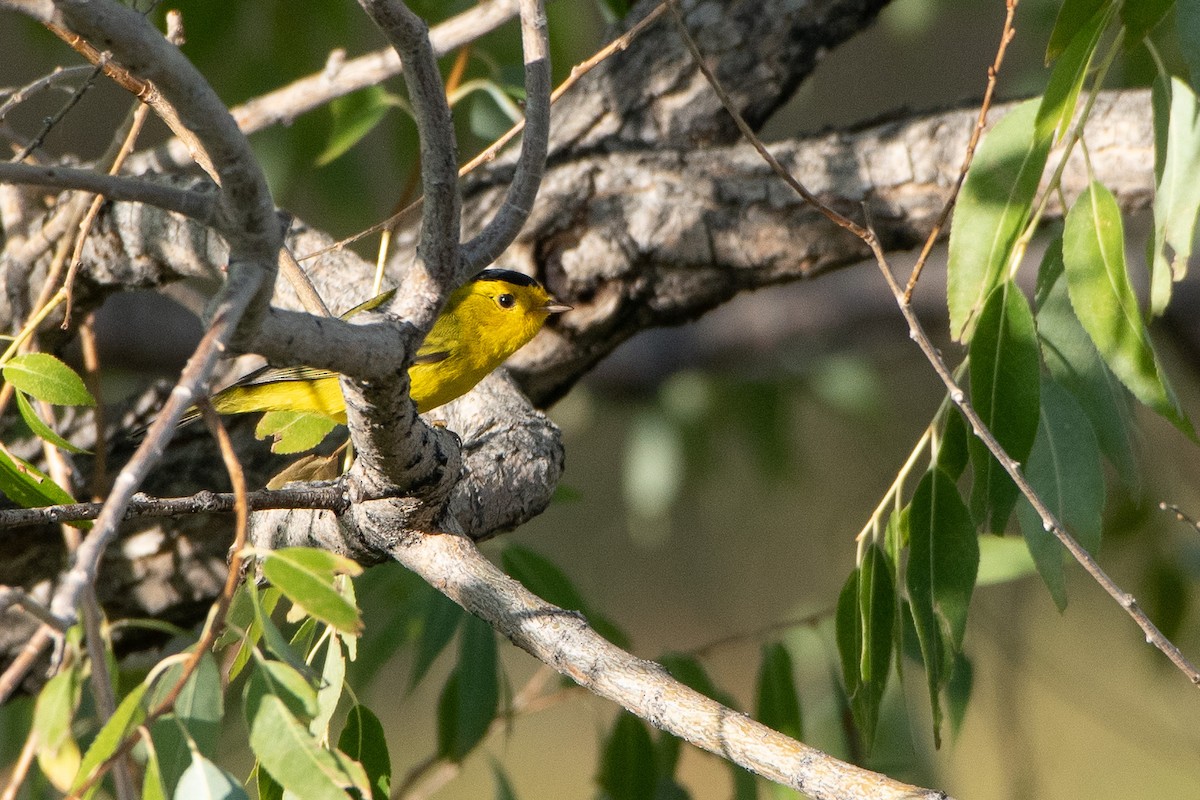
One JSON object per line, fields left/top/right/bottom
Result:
{"left": 542, "top": 298, "right": 573, "bottom": 314}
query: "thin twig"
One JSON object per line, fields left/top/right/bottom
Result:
{"left": 0, "top": 625, "right": 54, "bottom": 707}
{"left": 0, "top": 64, "right": 98, "bottom": 124}
{"left": 11, "top": 58, "right": 106, "bottom": 162}
{"left": 0, "top": 483, "right": 351, "bottom": 529}
{"left": 66, "top": 401, "right": 253, "bottom": 800}
{"left": 902, "top": 0, "right": 1017, "bottom": 301}
{"left": 297, "top": 0, "right": 669, "bottom": 264}
{"left": 667, "top": 0, "right": 1200, "bottom": 687}
{"left": 0, "top": 587, "right": 67, "bottom": 632}
{"left": 459, "top": 0, "right": 550, "bottom": 273}
{"left": 0, "top": 725, "right": 38, "bottom": 800}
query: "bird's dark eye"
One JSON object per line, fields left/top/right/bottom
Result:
{"left": 497, "top": 293, "right": 516, "bottom": 309}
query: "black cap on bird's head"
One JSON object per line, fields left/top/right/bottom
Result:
{"left": 471, "top": 268, "right": 542, "bottom": 288}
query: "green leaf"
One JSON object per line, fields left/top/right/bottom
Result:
{"left": 755, "top": 643, "right": 802, "bottom": 741}
{"left": 310, "top": 636, "right": 345, "bottom": 743}
{"left": 1035, "top": 240, "right": 1137, "bottom": 485}
{"left": 316, "top": 85, "right": 402, "bottom": 166}
{"left": 947, "top": 99, "right": 1051, "bottom": 340}
{"left": 0, "top": 446, "right": 78, "bottom": 510}
{"left": 452, "top": 614, "right": 499, "bottom": 760}
{"left": 15, "top": 391, "right": 88, "bottom": 453}
{"left": 1150, "top": 76, "right": 1200, "bottom": 315}
{"left": 658, "top": 653, "right": 723, "bottom": 702}
{"left": 435, "top": 670, "right": 461, "bottom": 760}
{"left": 935, "top": 407, "right": 969, "bottom": 480}
{"left": 946, "top": 652, "right": 973, "bottom": 740}
{"left": 968, "top": 281, "right": 1041, "bottom": 533}
{"left": 220, "top": 584, "right": 281, "bottom": 684}
{"left": 248, "top": 582, "right": 310, "bottom": 675}
{"left": 254, "top": 764, "right": 284, "bottom": 800}
{"left": 1045, "top": 0, "right": 1109, "bottom": 63}
{"left": 835, "top": 545, "right": 894, "bottom": 750}
{"left": 1062, "top": 180, "right": 1193, "bottom": 436}
{"left": 151, "top": 653, "right": 223, "bottom": 756}
{"left": 244, "top": 657, "right": 319, "bottom": 727}
{"left": 147, "top": 717, "right": 191, "bottom": 796}
{"left": 1122, "top": 0, "right": 1173, "bottom": 45}
{"left": 255, "top": 411, "right": 340, "bottom": 454}
{"left": 174, "top": 752, "right": 249, "bottom": 800}
{"left": 1037, "top": 4, "right": 1111, "bottom": 142}
{"left": 72, "top": 681, "right": 149, "bottom": 791}
{"left": 1145, "top": 560, "right": 1191, "bottom": 641}
{"left": 259, "top": 548, "right": 363, "bottom": 635}
{"left": 598, "top": 714, "right": 657, "bottom": 800}
{"left": 502, "top": 545, "right": 587, "bottom": 610}
{"left": 34, "top": 660, "right": 82, "bottom": 785}
{"left": 3, "top": 352, "right": 94, "bottom": 406}
{"left": 249, "top": 695, "right": 364, "bottom": 800}
{"left": 142, "top": 742, "right": 168, "bottom": 800}
{"left": 906, "top": 469, "right": 979, "bottom": 747}
{"left": 409, "top": 589, "right": 463, "bottom": 690}
{"left": 1016, "top": 378, "right": 1105, "bottom": 610}
{"left": 338, "top": 704, "right": 391, "bottom": 800}
{"left": 492, "top": 763, "right": 519, "bottom": 800}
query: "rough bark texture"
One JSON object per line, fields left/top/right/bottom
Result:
{"left": 0, "top": 0, "right": 1156, "bottom": 682}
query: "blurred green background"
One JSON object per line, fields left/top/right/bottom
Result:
{"left": 2, "top": 0, "right": 1199, "bottom": 797}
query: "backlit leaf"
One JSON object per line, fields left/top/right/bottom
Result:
{"left": 835, "top": 545, "right": 894, "bottom": 750}
{"left": 256, "top": 411, "right": 340, "bottom": 454}
{"left": 968, "top": 281, "right": 1041, "bottom": 532}
{"left": 0, "top": 446, "right": 78, "bottom": 510}
{"left": 260, "top": 548, "right": 363, "bottom": 634}
{"left": 1062, "top": 181, "right": 1193, "bottom": 436}
{"left": 1035, "top": 241, "right": 1137, "bottom": 484}
{"left": 316, "top": 85, "right": 402, "bottom": 166}
{"left": 72, "top": 681, "right": 149, "bottom": 792}
{"left": 1045, "top": 0, "right": 1108, "bottom": 63}
{"left": 947, "top": 99, "right": 1051, "bottom": 340}
{"left": 1037, "top": 4, "right": 1111, "bottom": 142}
{"left": 1150, "top": 76, "right": 1200, "bottom": 316}
{"left": 311, "top": 637, "right": 345, "bottom": 743}
{"left": 15, "top": 391, "right": 88, "bottom": 453}
{"left": 174, "top": 752, "right": 248, "bottom": 800}
{"left": 3, "top": 352, "right": 94, "bottom": 406}
{"left": 249, "top": 695, "right": 363, "bottom": 800}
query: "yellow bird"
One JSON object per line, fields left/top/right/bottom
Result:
{"left": 209, "top": 269, "right": 570, "bottom": 422}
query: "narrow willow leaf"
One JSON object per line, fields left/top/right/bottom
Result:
{"left": 1045, "top": 0, "right": 1108, "bottom": 63}
{"left": 968, "top": 282, "right": 1041, "bottom": 533}
{"left": 1037, "top": 4, "right": 1111, "bottom": 142}
{"left": 260, "top": 548, "right": 363, "bottom": 634}
{"left": 174, "top": 752, "right": 249, "bottom": 800}
{"left": 492, "top": 763, "right": 519, "bottom": 800}
{"left": 907, "top": 469, "right": 979, "bottom": 747}
{"left": 256, "top": 411, "right": 340, "bottom": 455}
{"left": 1150, "top": 77, "right": 1200, "bottom": 315}
{"left": 222, "top": 585, "right": 281, "bottom": 683}
{"left": 453, "top": 614, "right": 499, "bottom": 760}
{"left": 310, "top": 637, "right": 345, "bottom": 743}
{"left": 1035, "top": 241, "right": 1137, "bottom": 485}
{"left": 3, "top": 352, "right": 94, "bottom": 406}
{"left": 148, "top": 717, "right": 191, "bottom": 796}
{"left": 72, "top": 682, "right": 149, "bottom": 791}
{"left": 0, "top": 446, "right": 78, "bottom": 510}
{"left": 1062, "top": 181, "right": 1194, "bottom": 436}
{"left": 15, "top": 391, "right": 88, "bottom": 453}
{"left": 1016, "top": 378, "right": 1104, "bottom": 610}
{"left": 316, "top": 85, "right": 402, "bottom": 166}
{"left": 248, "top": 582, "right": 310, "bottom": 675}
{"left": 244, "top": 658, "right": 319, "bottom": 727}
{"left": 34, "top": 662, "right": 82, "bottom": 789}
{"left": 151, "top": 653, "right": 223, "bottom": 757}
{"left": 935, "top": 407, "right": 969, "bottom": 481}
{"left": 947, "top": 99, "right": 1051, "bottom": 340}
{"left": 598, "top": 714, "right": 657, "bottom": 800}
{"left": 409, "top": 589, "right": 463, "bottom": 690}
{"left": 254, "top": 764, "right": 284, "bottom": 800}
{"left": 502, "top": 545, "right": 587, "bottom": 610}
{"left": 435, "top": 671, "right": 460, "bottom": 760}
{"left": 946, "top": 652, "right": 973, "bottom": 740}
{"left": 338, "top": 704, "right": 391, "bottom": 800}
{"left": 249, "top": 695, "right": 362, "bottom": 800}
{"left": 755, "top": 643, "right": 802, "bottom": 741}
{"left": 142, "top": 743, "right": 168, "bottom": 800}
{"left": 835, "top": 546, "right": 894, "bottom": 750}
{"left": 730, "top": 762, "right": 757, "bottom": 800}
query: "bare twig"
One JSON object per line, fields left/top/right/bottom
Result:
{"left": 0, "top": 725, "right": 38, "bottom": 800}
{"left": 0, "top": 162, "right": 217, "bottom": 222}
{"left": 903, "top": 0, "right": 1018, "bottom": 300}
{"left": 0, "top": 587, "right": 67, "bottom": 631}
{"left": 0, "top": 64, "right": 98, "bottom": 124}
{"left": 0, "top": 483, "right": 351, "bottom": 529}
{"left": 459, "top": 0, "right": 550, "bottom": 273}
{"left": 10, "top": 58, "right": 105, "bottom": 162}
{"left": 0, "top": 625, "right": 54, "bottom": 707}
